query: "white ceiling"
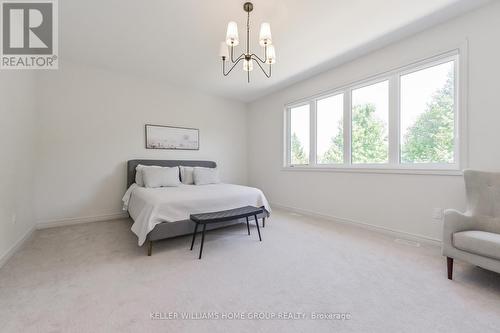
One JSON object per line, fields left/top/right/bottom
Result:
{"left": 61, "top": 0, "right": 490, "bottom": 102}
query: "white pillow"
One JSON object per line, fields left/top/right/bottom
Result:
{"left": 142, "top": 166, "right": 180, "bottom": 188}
{"left": 179, "top": 166, "right": 194, "bottom": 185}
{"left": 135, "top": 165, "right": 161, "bottom": 187}
{"left": 193, "top": 167, "right": 220, "bottom": 185}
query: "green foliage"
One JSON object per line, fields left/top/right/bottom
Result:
{"left": 320, "top": 122, "right": 343, "bottom": 164}
{"left": 291, "top": 132, "right": 308, "bottom": 164}
{"left": 319, "top": 104, "right": 388, "bottom": 164}
{"left": 307, "top": 72, "right": 453, "bottom": 165}
{"left": 351, "top": 104, "right": 388, "bottom": 163}
{"left": 401, "top": 72, "right": 454, "bottom": 163}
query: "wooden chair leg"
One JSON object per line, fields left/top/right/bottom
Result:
{"left": 148, "top": 240, "right": 153, "bottom": 256}
{"left": 447, "top": 257, "right": 453, "bottom": 280}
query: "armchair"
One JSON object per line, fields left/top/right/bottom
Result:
{"left": 442, "top": 170, "right": 500, "bottom": 279}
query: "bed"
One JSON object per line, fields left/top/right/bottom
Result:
{"left": 123, "top": 159, "right": 271, "bottom": 255}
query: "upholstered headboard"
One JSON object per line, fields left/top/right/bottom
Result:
{"left": 127, "top": 160, "right": 217, "bottom": 187}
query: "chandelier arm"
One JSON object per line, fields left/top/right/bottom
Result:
{"left": 250, "top": 44, "right": 268, "bottom": 63}
{"left": 222, "top": 57, "right": 245, "bottom": 76}
{"left": 231, "top": 46, "right": 245, "bottom": 64}
{"left": 229, "top": 46, "right": 245, "bottom": 64}
{"left": 250, "top": 53, "right": 266, "bottom": 64}
{"left": 253, "top": 58, "right": 272, "bottom": 78}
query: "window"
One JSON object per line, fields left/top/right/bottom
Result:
{"left": 317, "top": 94, "right": 343, "bottom": 164}
{"left": 285, "top": 51, "right": 461, "bottom": 173}
{"left": 351, "top": 81, "right": 389, "bottom": 164}
{"left": 289, "top": 104, "right": 310, "bottom": 165}
{"left": 400, "top": 61, "right": 455, "bottom": 164}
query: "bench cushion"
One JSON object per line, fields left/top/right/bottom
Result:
{"left": 453, "top": 230, "right": 500, "bottom": 260}
{"left": 190, "top": 206, "right": 264, "bottom": 223}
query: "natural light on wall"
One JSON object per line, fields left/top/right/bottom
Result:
{"left": 285, "top": 51, "right": 460, "bottom": 173}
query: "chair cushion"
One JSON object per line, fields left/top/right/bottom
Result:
{"left": 453, "top": 231, "right": 500, "bottom": 260}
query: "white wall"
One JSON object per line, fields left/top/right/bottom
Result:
{"left": 0, "top": 72, "right": 37, "bottom": 263}
{"left": 35, "top": 63, "right": 248, "bottom": 224}
{"left": 247, "top": 2, "right": 500, "bottom": 241}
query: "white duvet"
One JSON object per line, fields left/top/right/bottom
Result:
{"left": 122, "top": 183, "right": 271, "bottom": 245}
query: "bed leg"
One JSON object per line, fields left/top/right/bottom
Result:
{"left": 148, "top": 240, "right": 153, "bottom": 256}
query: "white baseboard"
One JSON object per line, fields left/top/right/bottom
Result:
{"left": 0, "top": 225, "right": 35, "bottom": 269}
{"left": 271, "top": 202, "right": 441, "bottom": 246}
{"left": 1, "top": 213, "right": 129, "bottom": 269}
{"left": 37, "top": 212, "right": 129, "bottom": 229}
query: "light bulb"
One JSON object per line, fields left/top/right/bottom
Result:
{"left": 219, "top": 42, "right": 229, "bottom": 59}
{"left": 243, "top": 59, "right": 254, "bottom": 72}
{"left": 226, "top": 21, "right": 239, "bottom": 46}
{"left": 259, "top": 22, "right": 272, "bottom": 46}
{"left": 266, "top": 45, "right": 276, "bottom": 64}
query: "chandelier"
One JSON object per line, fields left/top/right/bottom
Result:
{"left": 219, "top": 2, "right": 276, "bottom": 83}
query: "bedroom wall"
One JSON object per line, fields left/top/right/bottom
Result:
{"left": 34, "top": 63, "right": 248, "bottom": 225}
{"left": 0, "top": 72, "right": 37, "bottom": 265}
{"left": 247, "top": 1, "right": 500, "bottom": 241}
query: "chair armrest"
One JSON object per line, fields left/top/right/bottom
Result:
{"left": 442, "top": 209, "right": 475, "bottom": 254}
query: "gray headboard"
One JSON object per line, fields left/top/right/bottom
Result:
{"left": 127, "top": 159, "right": 217, "bottom": 187}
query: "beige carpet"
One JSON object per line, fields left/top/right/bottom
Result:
{"left": 1, "top": 209, "right": 500, "bottom": 333}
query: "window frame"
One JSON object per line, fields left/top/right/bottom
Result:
{"left": 315, "top": 91, "right": 345, "bottom": 165}
{"left": 285, "top": 101, "right": 312, "bottom": 166}
{"left": 349, "top": 78, "right": 391, "bottom": 165}
{"left": 283, "top": 49, "right": 466, "bottom": 175}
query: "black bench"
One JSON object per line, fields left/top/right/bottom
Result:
{"left": 189, "top": 206, "right": 265, "bottom": 259}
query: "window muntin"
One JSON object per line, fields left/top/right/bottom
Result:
{"left": 290, "top": 104, "right": 310, "bottom": 165}
{"left": 400, "top": 61, "right": 455, "bottom": 164}
{"left": 316, "top": 94, "right": 344, "bottom": 164}
{"left": 351, "top": 81, "right": 389, "bottom": 164}
{"left": 285, "top": 52, "right": 460, "bottom": 172}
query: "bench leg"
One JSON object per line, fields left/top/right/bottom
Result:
{"left": 254, "top": 215, "right": 262, "bottom": 241}
{"left": 190, "top": 223, "right": 199, "bottom": 250}
{"left": 147, "top": 240, "right": 153, "bottom": 256}
{"left": 246, "top": 216, "right": 250, "bottom": 235}
{"left": 447, "top": 257, "right": 453, "bottom": 280}
{"left": 199, "top": 224, "right": 207, "bottom": 259}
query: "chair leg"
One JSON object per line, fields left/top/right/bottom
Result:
{"left": 190, "top": 223, "right": 199, "bottom": 250}
{"left": 447, "top": 257, "right": 453, "bottom": 280}
{"left": 254, "top": 215, "right": 262, "bottom": 241}
{"left": 147, "top": 240, "right": 153, "bottom": 256}
{"left": 199, "top": 224, "right": 207, "bottom": 259}
{"left": 246, "top": 216, "right": 250, "bottom": 235}
{"left": 262, "top": 217, "right": 265, "bottom": 228}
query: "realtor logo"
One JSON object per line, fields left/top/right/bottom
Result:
{"left": 1, "top": 0, "right": 58, "bottom": 69}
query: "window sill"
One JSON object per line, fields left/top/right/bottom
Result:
{"left": 282, "top": 166, "right": 463, "bottom": 176}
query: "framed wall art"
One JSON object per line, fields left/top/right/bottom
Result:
{"left": 145, "top": 124, "right": 199, "bottom": 150}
